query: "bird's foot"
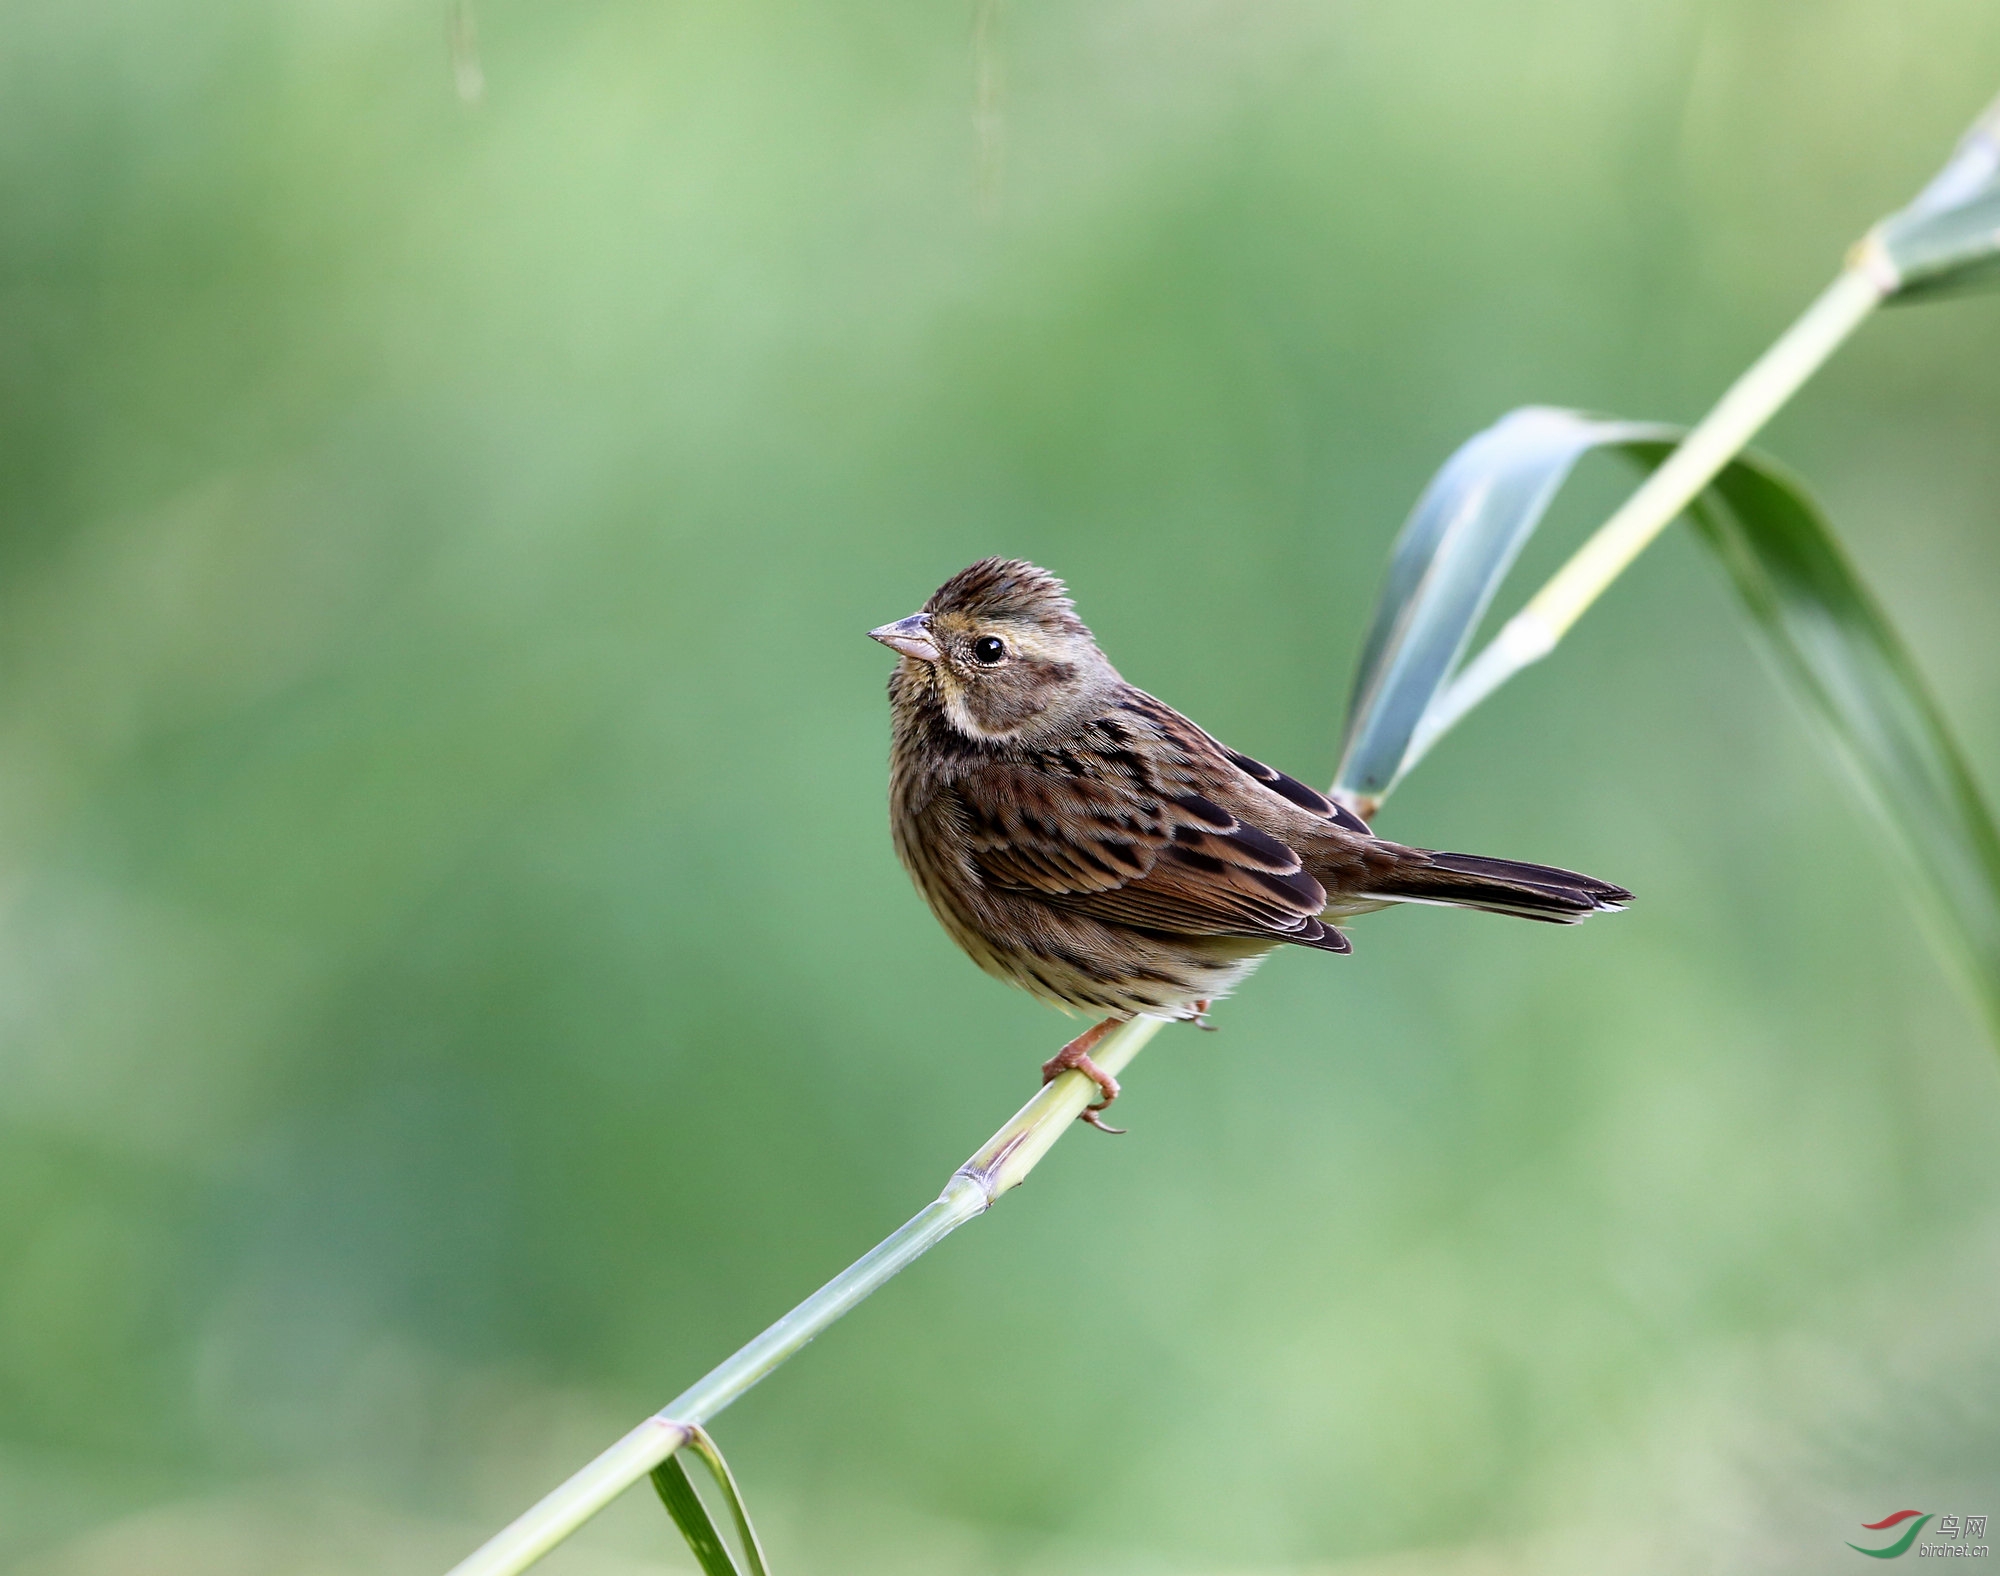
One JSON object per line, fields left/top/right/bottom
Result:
{"left": 1187, "top": 999, "right": 1217, "bottom": 1032}
{"left": 1041, "top": 1019, "right": 1126, "bottom": 1133}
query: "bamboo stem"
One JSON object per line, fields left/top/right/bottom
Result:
{"left": 1399, "top": 248, "right": 1894, "bottom": 778}
{"left": 444, "top": 1015, "right": 1168, "bottom": 1576}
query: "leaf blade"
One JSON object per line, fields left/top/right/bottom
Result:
{"left": 683, "top": 1425, "right": 773, "bottom": 1576}
{"left": 651, "top": 1454, "right": 744, "bottom": 1576}
{"left": 1674, "top": 447, "right": 2000, "bottom": 1040}
{"left": 648, "top": 1425, "right": 773, "bottom": 1576}
{"left": 1332, "top": 406, "right": 1663, "bottom": 801}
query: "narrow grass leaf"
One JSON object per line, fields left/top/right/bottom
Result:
{"left": 652, "top": 1455, "right": 745, "bottom": 1576}
{"left": 683, "top": 1426, "right": 773, "bottom": 1576}
{"left": 1673, "top": 447, "right": 2000, "bottom": 1041}
{"left": 652, "top": 1428, "right": 772, "bottom": 1576}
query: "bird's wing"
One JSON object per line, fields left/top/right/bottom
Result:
{"left": 1208, "top": 743, "right": 1373, "bottom": 834}
{"left": 950, "top": 719, "right": 1342, "bottom": 947}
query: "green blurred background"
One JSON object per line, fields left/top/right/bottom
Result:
{"left": 3, "top": 1, "right": 1999, "bottom": 1571}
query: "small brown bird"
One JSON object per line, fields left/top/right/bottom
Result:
{"left": 872, "top": 559, "right": 1629, "bottom": 1129}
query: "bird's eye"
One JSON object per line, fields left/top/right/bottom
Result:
{"left": 971, "top": 635, "right": 1006, "bottom": 665}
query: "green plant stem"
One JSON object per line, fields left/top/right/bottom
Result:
{"left": 444, "top": 1014, "right": 1168, "bottom": 1576}
{"left": 1401, "top": 248, "right": 1894, "bottom": 777}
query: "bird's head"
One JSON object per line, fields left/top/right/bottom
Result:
{"left": 871, "top": 558, "right": 1116, "bottom": 743}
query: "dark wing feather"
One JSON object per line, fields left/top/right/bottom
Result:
{"left": 1218, "top": 747, "right": 1373, "bottom": 834}
{"left": 952, "top": 756, "right": 1333, "bottom": 944}
{"left": 1110, "top": 687, "right": 1374, "bottom": 835}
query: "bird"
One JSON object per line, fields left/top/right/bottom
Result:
{"left": 870, "top": 558, "right": 1630, "bottom": 1130}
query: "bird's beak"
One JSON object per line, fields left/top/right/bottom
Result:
{"left": 869, "top": 612, "right": 939, "bottom": 663}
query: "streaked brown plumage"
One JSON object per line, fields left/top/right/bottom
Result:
{"left": 872, "top": 559, "right": 1629, "bottom": 1128}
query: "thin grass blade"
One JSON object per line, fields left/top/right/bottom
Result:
{"left": 649, "top": 1426, "right": 772, "bottom": 1575}
{"left": 683, "top": 1425, "right": 773, "bottom": 1576}
{"left": 652, "top": 1453, "right": 746, "bottom": 1576}
{"left": 1672, "top": 447, "right": 2000, "bottom": 1041}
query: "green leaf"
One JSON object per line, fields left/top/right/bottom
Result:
{"left": 1877, "top": 92, "right": 2000, "bottom": 300}
{"left": 652, "top": 1456, "right": 740, "bottom": 1576}
{"left": 1676, "top": 447, "right": 2000, "bottom": 1042}
{"left": 1336, "top": 405, "right": 2000, "bottom": 1041}
{"left": 650, "top": 1426, "right": 773, "bottom": 1576}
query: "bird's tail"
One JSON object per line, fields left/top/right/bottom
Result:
{"left": 1359, "top": 850, "right": 1631, "bottom": 924}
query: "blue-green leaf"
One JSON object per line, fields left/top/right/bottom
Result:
{"left": 1877, "top": 93, "right": 2000, "bottom": 300}
{"left": 1333, "top": 406, "right": 1663, "bottom": 802}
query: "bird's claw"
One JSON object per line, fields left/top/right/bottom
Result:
{"left": 1041, "top": 1020, "right": 1126, "bottom": 1134}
